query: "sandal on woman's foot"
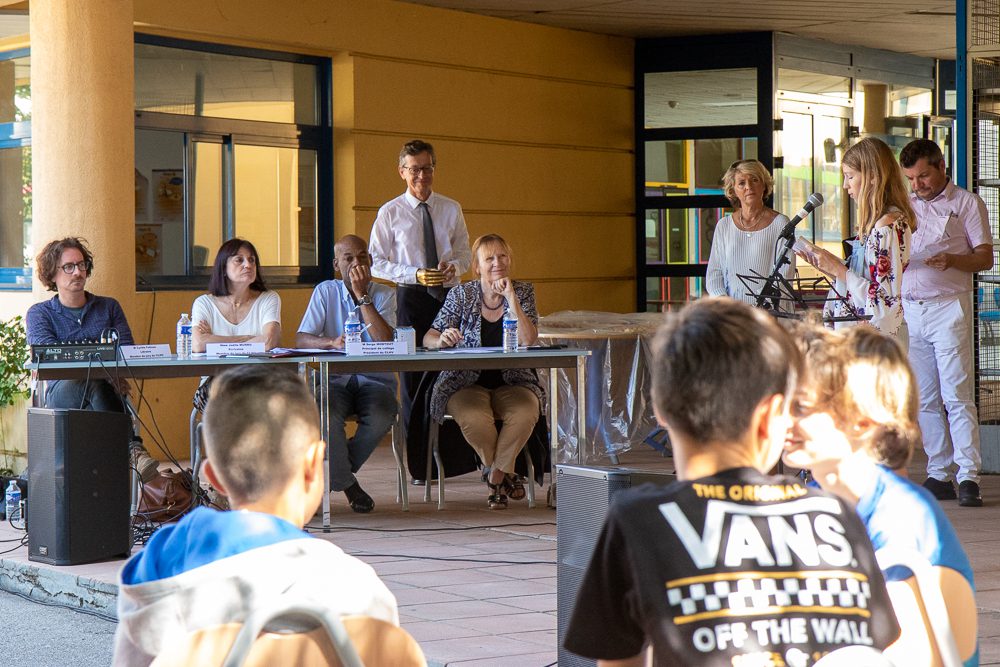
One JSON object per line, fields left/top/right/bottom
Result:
{"left": 503, "top": 473, "right": 526, "bottom": 501}
{"left": 487, "top": 483, "right": 508, "bottom": 510}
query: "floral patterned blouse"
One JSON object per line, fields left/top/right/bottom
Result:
{"left": 428, "top": 280, "right": 546, "bottom": 423}
{"left": 833, "top": 211, "right": 911, "bottom": 336}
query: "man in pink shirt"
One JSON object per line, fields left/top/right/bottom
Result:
{"left": 901, "top": 139, "right": 994, "bottom": 507}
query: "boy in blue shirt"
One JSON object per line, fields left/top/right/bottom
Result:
{"left": 112, "top": 365, "right": 397, "bottom": 667}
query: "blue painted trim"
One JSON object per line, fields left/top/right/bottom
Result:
{"left": 957, "top": 0, "right": 968, "bottom": 188}
{"left": 0, "top": 120, "right": 31, "bottom": 145}
{"left": 0, "top": 47, "right": 28, "bottom": 61}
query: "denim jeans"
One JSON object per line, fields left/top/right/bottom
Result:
{"left": 45, "top": 379, "right": 125, "bottom": 413}
{"left": 328, "top": 375, "right": 398, "bottom": 491}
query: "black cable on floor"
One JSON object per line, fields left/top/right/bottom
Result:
{"left": 1, "top": 586, "right": 117, "bottom": 623}
{"left": 303, "top": 521, "right": 556, "bottom": 534}
{"left": 348, "top": 552, "right": 554, "bottom": 566}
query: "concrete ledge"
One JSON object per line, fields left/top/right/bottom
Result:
{"left": 0, "top": 556, "right": 118, "bottom": 618}
{"left": 0, "top": 555, "right": 452, "bottom": 665}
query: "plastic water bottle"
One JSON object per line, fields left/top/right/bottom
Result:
{"left": 503, "top": 306, "right": 518, "bottom": 353}
{"left": 344, "top": 310, "right": 363, "bottom": 346}
{"left": 5, "top": 480, "right": 20, "bottom": 524}
{"left": 176, "top": 313, "right": 192, "bottom": 358}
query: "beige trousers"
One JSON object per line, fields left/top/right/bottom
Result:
{"left": 446, "top": 384, "right": 540, "bottom": 474}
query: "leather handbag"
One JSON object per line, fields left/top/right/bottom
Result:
{"left": 138, "top": 469, "right": 196, "bottom": 522}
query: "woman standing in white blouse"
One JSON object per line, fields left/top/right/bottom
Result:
{"left": 192, "top": 238, "right": 281, "bottom": 353}
{"left": 706, "top": 159, "right": 794, "bottom": 305}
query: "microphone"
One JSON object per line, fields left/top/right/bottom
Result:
{"left": 778, "top": 193, "right": 825, "bottom": 240}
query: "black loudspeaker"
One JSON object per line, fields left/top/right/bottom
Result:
{"left": 27, "top": 407, "right": 131, "bottom": 565}
{"left": 556, "top": 464, "right": 676, "bottom": 667}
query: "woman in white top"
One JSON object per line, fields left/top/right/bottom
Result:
{"left": 706, "top": 159, "right": 794, "bottom": 305}
{"left": 192, "top": 238, "right": 281, "bottom": 353}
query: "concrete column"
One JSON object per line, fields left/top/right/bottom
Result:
{"left": 29, "top": 0, "right": 135, "bottom": 315}
{"left": 862, "top": 83, "right": 888, "bottom": 136}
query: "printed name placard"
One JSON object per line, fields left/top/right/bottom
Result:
{"left": 119, "top": 344, "right": 172, "bottom": 360}
{"left": 206, "top": 342, "right": 265, "bottom": 356}
{"left": 345, "top": 341, "right": 409, "bottom": 356}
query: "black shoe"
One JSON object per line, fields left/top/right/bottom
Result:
{"left": 922, "top": 477, "right": 957, "bottom": 500}
{"left": 959, "top": 481, "right": 983, "bottom": 507}
{"left": 344, "top": 482, "right": 374, "bottom": 513}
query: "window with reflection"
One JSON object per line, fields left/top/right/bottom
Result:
{"left": 778, "top": 69, "right": 851, "bottom": 99}
{"left": 890, "top": 84, "right": 932, "bottom": 117}
{"left": 133, "top": 38, "right": 329, "bottom": 285}
{"left": 0, "top": 51, "right": 30, "bottom": 283}
{"left": 233, "top": 144, "right": 317, "bottom": 267}
{"left": 645, "top": 277, "right": 706, "bottom": 312}
{"left": 135, "top": 43, "right": 318, "bottom": 124}
{"left": 645, "top": 138, "right": 757, "bottom": 196}
{"left": 645, "top": 207, "right": 729, "bottom": 266}
{"left": 644, "top": 68, "right": 757, "bottom": 128}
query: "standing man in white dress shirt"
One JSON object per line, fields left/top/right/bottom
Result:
{"left": 900, "top": 138, "right": 994, "bottom": 507}
{"left": 369, "top": 139, "right": 472, "bottom": 450}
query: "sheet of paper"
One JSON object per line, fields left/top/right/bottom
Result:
{"left": 909, "top": 241, "right": 951, "bottom": 264}
{"left": 435, "top": 346, "right": 507, "bottom": 354}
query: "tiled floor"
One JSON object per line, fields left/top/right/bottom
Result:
{"left": 309, "top": 456, "right": 561, "bottom": 666}
{"left": 3, "top": 443, "right": 1000, "bottom": 665}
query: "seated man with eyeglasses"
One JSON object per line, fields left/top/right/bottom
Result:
{"left": 26, "top": 236, "right": 159, "bottom": 482}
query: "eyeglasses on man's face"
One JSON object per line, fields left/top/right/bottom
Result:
{"left": 403, "top": 165, "right": 435, "bottom": 176}
{"left": 59, "top": 261, "right": 92, "bottom": 274}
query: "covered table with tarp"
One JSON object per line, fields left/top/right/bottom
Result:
{"left": 538, "top": 311, "right": 663, "bottom": 465}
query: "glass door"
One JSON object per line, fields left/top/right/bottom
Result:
{"left": 775, "top": 100, "right": 852, "bottom": 268}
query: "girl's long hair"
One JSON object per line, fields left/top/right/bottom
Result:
{"left": 842, "top": 137, "right": 916, "bottom": 238}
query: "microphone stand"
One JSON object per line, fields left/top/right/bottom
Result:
{"left": 754, "top": 233, "right": 799, "bottom": 312}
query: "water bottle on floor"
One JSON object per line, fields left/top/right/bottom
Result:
{"left": 176, "top": 313, "right": 192, "bottom": 357}
{"left": 5, "top": 480, "right": 20, "bottom": 524}
{"left": 503, "top": 306, "right": 518, "bottom": 353}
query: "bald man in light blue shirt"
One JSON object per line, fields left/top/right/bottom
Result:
{"left": 297, "top": 235, "right": 397, "bottom": 513}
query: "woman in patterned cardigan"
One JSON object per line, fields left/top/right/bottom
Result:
{"left": 424, "top": 234, "right": 544, "bottom": 509}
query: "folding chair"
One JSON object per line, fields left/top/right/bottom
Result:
{"left": 876, "top": 546, "right": 965, "bottom": 667}
{"left": 426, "top": 414, "right": 536, "bottom": 509}
{"left": 151, "top": 599, "right": 426, "bottom": 667}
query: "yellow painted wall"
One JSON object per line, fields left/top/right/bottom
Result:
{"left": 6, "top": 0, "right": 634, "bottom": 460}
{"left": 134, "top": 0, "right": 636, "bottom": 317}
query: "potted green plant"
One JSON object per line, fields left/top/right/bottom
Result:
{"left": 0, "top": 315, "right": 30, "bottom": 476}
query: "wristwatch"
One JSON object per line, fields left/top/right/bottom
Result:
{"left": 357, "top": 293, "right": 373, "bottom": 307}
